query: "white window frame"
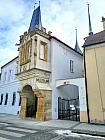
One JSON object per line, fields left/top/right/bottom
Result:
{"left": 70, "top": 60, "right": 74, "bottom": 73}
{"left": 40, "top": 43, "right": 45, "bottom": 60}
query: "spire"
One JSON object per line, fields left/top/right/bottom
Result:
{"left": 29, "top": 2, "right": 42, "bottom": 32}
{"left": 87, "top": 3, "right": 93, "bottom": 35}
{"left": 74, "top": 28, "right": 82, "bottom": 54}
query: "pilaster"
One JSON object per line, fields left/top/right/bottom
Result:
{"left": 35, "top": 89, "right": 52, "bottom": 121}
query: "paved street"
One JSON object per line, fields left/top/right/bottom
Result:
{"left": 0, "top": 114, "right": 105, "bottom": 140}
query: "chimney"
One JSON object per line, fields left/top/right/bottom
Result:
{"left": 102, "top": 16, "right": 105, "bottom": 30}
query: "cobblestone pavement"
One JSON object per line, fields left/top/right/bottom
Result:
{"left": 0, "top": 122, "right": 105, "bottom": 140}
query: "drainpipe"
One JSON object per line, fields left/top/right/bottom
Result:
{"left": 83, "top": 47, "right": 90, "bottom": 123}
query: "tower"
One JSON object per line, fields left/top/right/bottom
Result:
{"left": 29, "top": 4, "right": 42, "bottom": 32}
{"left": 87, "top": 3, "right": 93, "bottom": 35}
{"left": 74, "top": 28, "right": 82, "bottom": 54}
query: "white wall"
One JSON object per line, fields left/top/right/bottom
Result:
{"left": 51, "top": 38, "right": 83, "bottom": 119}
{"left": 1, "top": 58, "right": 18, "bottom": 84}
{"left": 0, "top": 58, "right": 21, "bottom": 115}
{"left": 0, "top": 82, "right": 21, "bottom": 115}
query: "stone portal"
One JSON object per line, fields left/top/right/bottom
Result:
{"left": 20, "top": 85, "right": 37, "bottom": 118}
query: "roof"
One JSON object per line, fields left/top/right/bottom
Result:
{"left": 29, "top": 6, "right": 42, "bottom": 32}
{"left": 1, "top": 56, "right": 18, "bottom": 69}
{"left": 51, "top": 36, "right": 83, "bottom": 56}
{"left": 74, "top": 39, "right": 82, "bottom": 54}
{"left": 74, "top": 29, "right": 82, "bottom": 54}
{"left": 83, "top": 30, "right": 105, "bottom": 47}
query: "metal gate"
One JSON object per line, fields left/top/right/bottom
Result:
{"left": 58, "top": 97, "right": 80, "bottom": 121}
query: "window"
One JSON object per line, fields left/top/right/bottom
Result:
{"left": 20, "top": 39, "right": 32, "bottom": 66}
{"left": 70, "top": 60, "right": 74, "bottom": 73}
{"left": 0, "top": 94, "right": 3, "bottom": 105}
{"left": 39, "top": 41, "right": 48, "bottom": 61}
{"left": 8, "top": 70, "right": 12, "bottom": 81}
{"left": 4, "top": 72, "right": 7, "bottom": 81}
{"left": 19, "top": 96, "right": 21, "bottom": 106}
{"left": 4, "top": 93, "right": 8, "bottom": 105}
{"left": 12, "top": 92, "right": 16, "bottom": 106}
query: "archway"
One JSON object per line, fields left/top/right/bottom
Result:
{"left": 20, "top": 85, "right": 37, "bottom": 118}
{"left": 56, "top": 78, "right": 88, "bottom": 122}
{"left": 57, "top": 84, "right": 80, "bottom": 121}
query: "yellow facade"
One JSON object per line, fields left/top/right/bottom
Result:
{"left": 85, "top": 43, "right": 105, "bottom": 123}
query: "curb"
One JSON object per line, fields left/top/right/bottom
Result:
{"left": 71, "top": 129, "right": 105, "bottom": 137}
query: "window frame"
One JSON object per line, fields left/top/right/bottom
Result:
{"left": 0, "top": 94, "right": 3, "bottom": 105}
{"left": 19, "top": 96, "right": 21, "bottom": 106}
{"left": 8, "top": 70, "right": 12, "bottom": 81}
{"left": 4, "top": 93, "right": 8, "bottom": 105}
{"left": 70, "top": 60, "right": 74, "bottom": 73}
{"left": 39, "top": 41, "right": 48, "bottom": 61}
{"left": 12, "top": 92, "right": 16, "bottom": 106}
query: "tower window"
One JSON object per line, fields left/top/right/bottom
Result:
{"left": 12, "top": 92, "right": 16, "bottom": 106}
{"left": 39, "top": 41, "right": 48, "bottom": 61}
{"left": 0, "top": 94, "right": 3, "bottom": 105}
{"left": 4, "top": 93, "right": 8, "bottom": 105}
{"left": 70, "top": 60, "right": 74, "bottom": 73}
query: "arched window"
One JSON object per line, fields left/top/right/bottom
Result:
{"left": 4, "top": 93, "right": 8, "bottom": 105}
{"left": 12, "top": 92, "right": 16, "bottom": 106}
{"left": 0, "top": 94, "right": 3, "bottom": 105}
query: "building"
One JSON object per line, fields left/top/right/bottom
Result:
{"left": 0, "top": 57, "right": 21, "bottom": 115}
{"left": 83, "top": 16, "right": 105, "bottom": 124}
{"left": 0, "top": 5, "right": 85, "bottom": 121}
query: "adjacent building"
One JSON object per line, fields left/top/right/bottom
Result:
{"left": 83, "top": 17, "right": 105, "bottom": 124}
{"left": 0, "top": 57, "right": 21, "bottom": 115}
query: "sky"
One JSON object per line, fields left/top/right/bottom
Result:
{"left": 0, "top": 0, "right": 105, "bottom": 69}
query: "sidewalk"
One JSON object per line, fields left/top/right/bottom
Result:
{"left": 0, "top": 113, "right": 105, "bottom": 137}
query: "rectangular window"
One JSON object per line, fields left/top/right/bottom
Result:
{"left": 12, "top": 92, "right": 16, "bottom": 106}
{"left": 70, "top": 60, "right": 74, "bottom": 73}
{"left": 0, "top": 94, "right": 3, "bottom": 105}
{"left": 4, "top": 93, "right": 8, "bottom": 105}
{"left": 39, "top": 41, "right": 48, "bottom": 61}
{"left": 8, "top": 70, "right": 12, "bottom": 81}
{"left": 19, "top": 96, "right": 21, "bottom": 106}
{"left": 4, "top": 72, "right": 7, "bottom": 81}
{"left": 20, "top": 39, "right": 32, "bottom": 66}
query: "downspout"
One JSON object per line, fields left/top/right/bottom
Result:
{"left": 83, "top": 47, "right": 90, "bottom": 123}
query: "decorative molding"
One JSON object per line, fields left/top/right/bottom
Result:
{"left": 20, "top": 39, "right": 32, "bottom": 66}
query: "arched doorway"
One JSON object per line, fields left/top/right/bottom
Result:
{"left": 56, "top": 78, "right": 88, "bottom": 123}
{"left": 20, "top": 85, "right": 37, "bottom": 118}
{"left": 57, "top": 84, "right": 80, "bottom": 121}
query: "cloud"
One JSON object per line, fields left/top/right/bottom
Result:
{"left": 0, "top": 47, "right": 18, "bottom": 69}
{"left": 0, "top": 0, "right": 33, "bottom": 69}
